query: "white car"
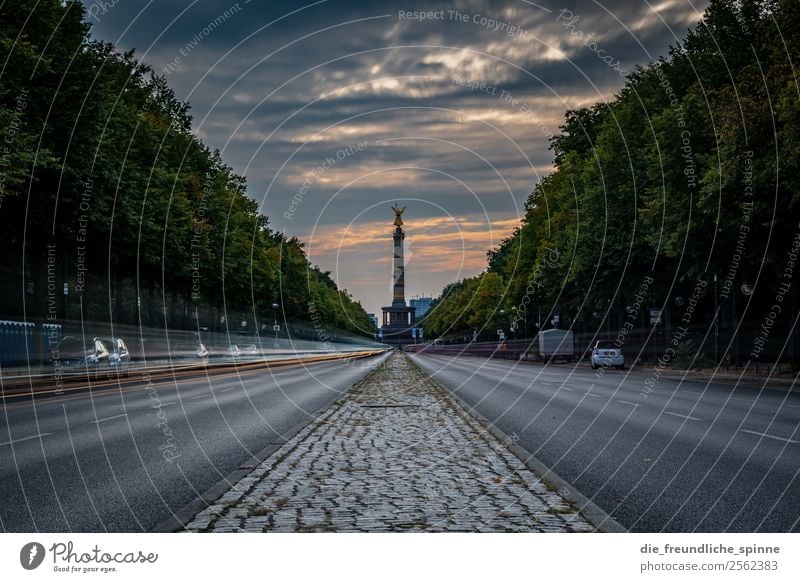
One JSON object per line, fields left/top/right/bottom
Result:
{"left": 196, "top": 343, "right": 209, "bottom": 358}
{"left": 55, "top": 336, "right": 110, "bottom": 380}
{"left": 97, "top": 337, "right": 130, "bottom": 377}
{"left": 238, "top": 344, "right": 258, "bottom": 356}
{"left": 591, "top": 340, "right": 625, "bottom": 370}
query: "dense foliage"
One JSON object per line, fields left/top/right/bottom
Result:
{"left": 0, "top": 1, "right": 374, "bottom": 336}
{"left": 426, "top": 0, "right": 800, "bottom": 362}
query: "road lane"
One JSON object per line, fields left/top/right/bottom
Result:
{"left": 410, "top": 352, "right": 800, "bottom": 532}
{"left": 0, "top": 352, "right": 390, "bottom": 532}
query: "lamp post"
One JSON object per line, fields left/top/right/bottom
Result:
{"left": 511, "top": 306, "right": 523, "bottom": 341}
{"left": 522, "top": 307, "right": 528, "bottom": 339}
{"left": 739, "top": 282, "right": 753, "bottom": 367}
{"left": 713, "top": 273, "right": 719, "bottom": 365}
{"left": 272, "top": 302, "right": 280, "bottom": 348}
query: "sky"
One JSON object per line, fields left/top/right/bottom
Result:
{"left": 83, "top": 0, "right": 707, "bottom": 316}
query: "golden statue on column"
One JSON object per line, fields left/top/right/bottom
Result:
{"left": 392, "top": 202, "right": 406, "bottom": 227}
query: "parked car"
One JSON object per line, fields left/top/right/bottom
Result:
{"left": 238, "top": 344, "right": 258, "bottom": 356}
{"left": 227, "top": 344, "right": 241, "bottom": 358}
{"left": 171, "top": 341, "right": 209, "bottom": 361}
{"left": 54, "top": 336, "right": 110, "bottom": 380}
{"left": 591, "top": 340, "right": 625, "bottom": 370}
{"left": 196, "top": 343, "right": 209, "bottom": 358}
{"left": 97, "top": 337, "right": 130, "bottom": 377}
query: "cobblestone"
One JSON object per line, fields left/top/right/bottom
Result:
{"left": 185, "top": 352, "right": 594, "bottom": 532}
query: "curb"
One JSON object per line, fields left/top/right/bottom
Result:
{"left": 406, "top": 353, "right": 628, "bottom": 533}
{"left": 151, "top": 350, "right": 393, "bottom": 532}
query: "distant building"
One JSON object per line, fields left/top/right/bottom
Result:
{"left": 410, "top": 296, "right": 434, "bottom": 320}
{"left": 367, "top": 313, "right": 379, "bottom": 329}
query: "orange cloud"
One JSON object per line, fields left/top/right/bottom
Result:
{"left": 307, "top": 215, "right": 521, "bottom": 255}
{"left": 303, "top": 213, "right": 522, "bottom": 311}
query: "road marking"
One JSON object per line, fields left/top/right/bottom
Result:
{"left": 90, "top": 413, "right": 128, "bottom": 424}
{"left": 191, "top": 394, "right": 207, "bottom": 400}
{"left": 559, "top": 387, "right": 573, "bottom": 391}
{"left": 617, "top": 400, "right": 641, "bottom": 407}
{"left": 220, "top": 387, "right": 237, "bottom": 393}
{"left": 0, "top": 433, "right": 53, "bottom": 446}
{"left": 585, "top": 384, "right": 603, "bottom": 398}
{"left": 739, "top": 429, "right": 800, "bottom": 444}
{"left": 663, "top": 411, "right": 703, "bottom": 421}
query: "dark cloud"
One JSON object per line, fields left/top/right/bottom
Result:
{"left": 84, "top": 0, "right": 707, "bottom": 314}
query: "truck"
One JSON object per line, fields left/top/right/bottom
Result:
{"left": 537, "top": 329, "right": 575, "bottom": 362}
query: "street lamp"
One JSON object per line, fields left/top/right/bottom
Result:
{"left": 272, "top": 302, "right": 280, "bottom": 348}
{"left": 738, "top": 282, "right": 753, "bottom": 367}
{"left": 713, "top": 273, "right": 719, "bottom": 365}
{"left": 510, "top": 306, "right": 519, "bottom": 340}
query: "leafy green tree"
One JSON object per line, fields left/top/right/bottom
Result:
{"left": 0, "top": 0, "right": 374, "bottom": 338}
{"left": 429, "top": 0, "right": 800, "bottom": 362}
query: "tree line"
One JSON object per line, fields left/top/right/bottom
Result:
{"left": 0, "top": 1, "right": 374, "bottom": 337}
{"left": 425, "top": 0, "right": 800, "bottom": 364}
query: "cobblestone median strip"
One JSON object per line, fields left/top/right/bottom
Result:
{"left": 185, "top": 352, "right": 595, "bottom": 532}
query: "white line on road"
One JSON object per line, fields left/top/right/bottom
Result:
{"left": 145, "top": 401, "right": 177, "bottom": 409}
{"left": 617, "top": 400, "right": 641, "bottom": 407}
{"left": 663, "top": 411, "right": 703, "bottom": 421}
{"left": 220, "top": 387, "right": 237, "bottom": 393}
{"left": 153, "top": 401, "right": 177, "bottom": 407}
{"left": 0, "top": 433, "right": 53, "bottom": 446}
{"left": 584, "top": 384, "right": 603, "bottom": 398}
{"left": 90, "top": 413, "right": 128, "bottom": 424}
{"left": 739, "top": 429, "right": 800, "bottom": 444}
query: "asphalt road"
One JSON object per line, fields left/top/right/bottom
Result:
{"left": 0, "top": 352, "right": 389, "bottom": 532}
{"left": 410, "top": 352, "right": 800, "bottom": 532}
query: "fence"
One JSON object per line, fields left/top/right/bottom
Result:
{"left": 0, "top": 317, "right": 381, "bottom": 372}
{"left": 408, "top": 322, "right": 800, "bottom": 372}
